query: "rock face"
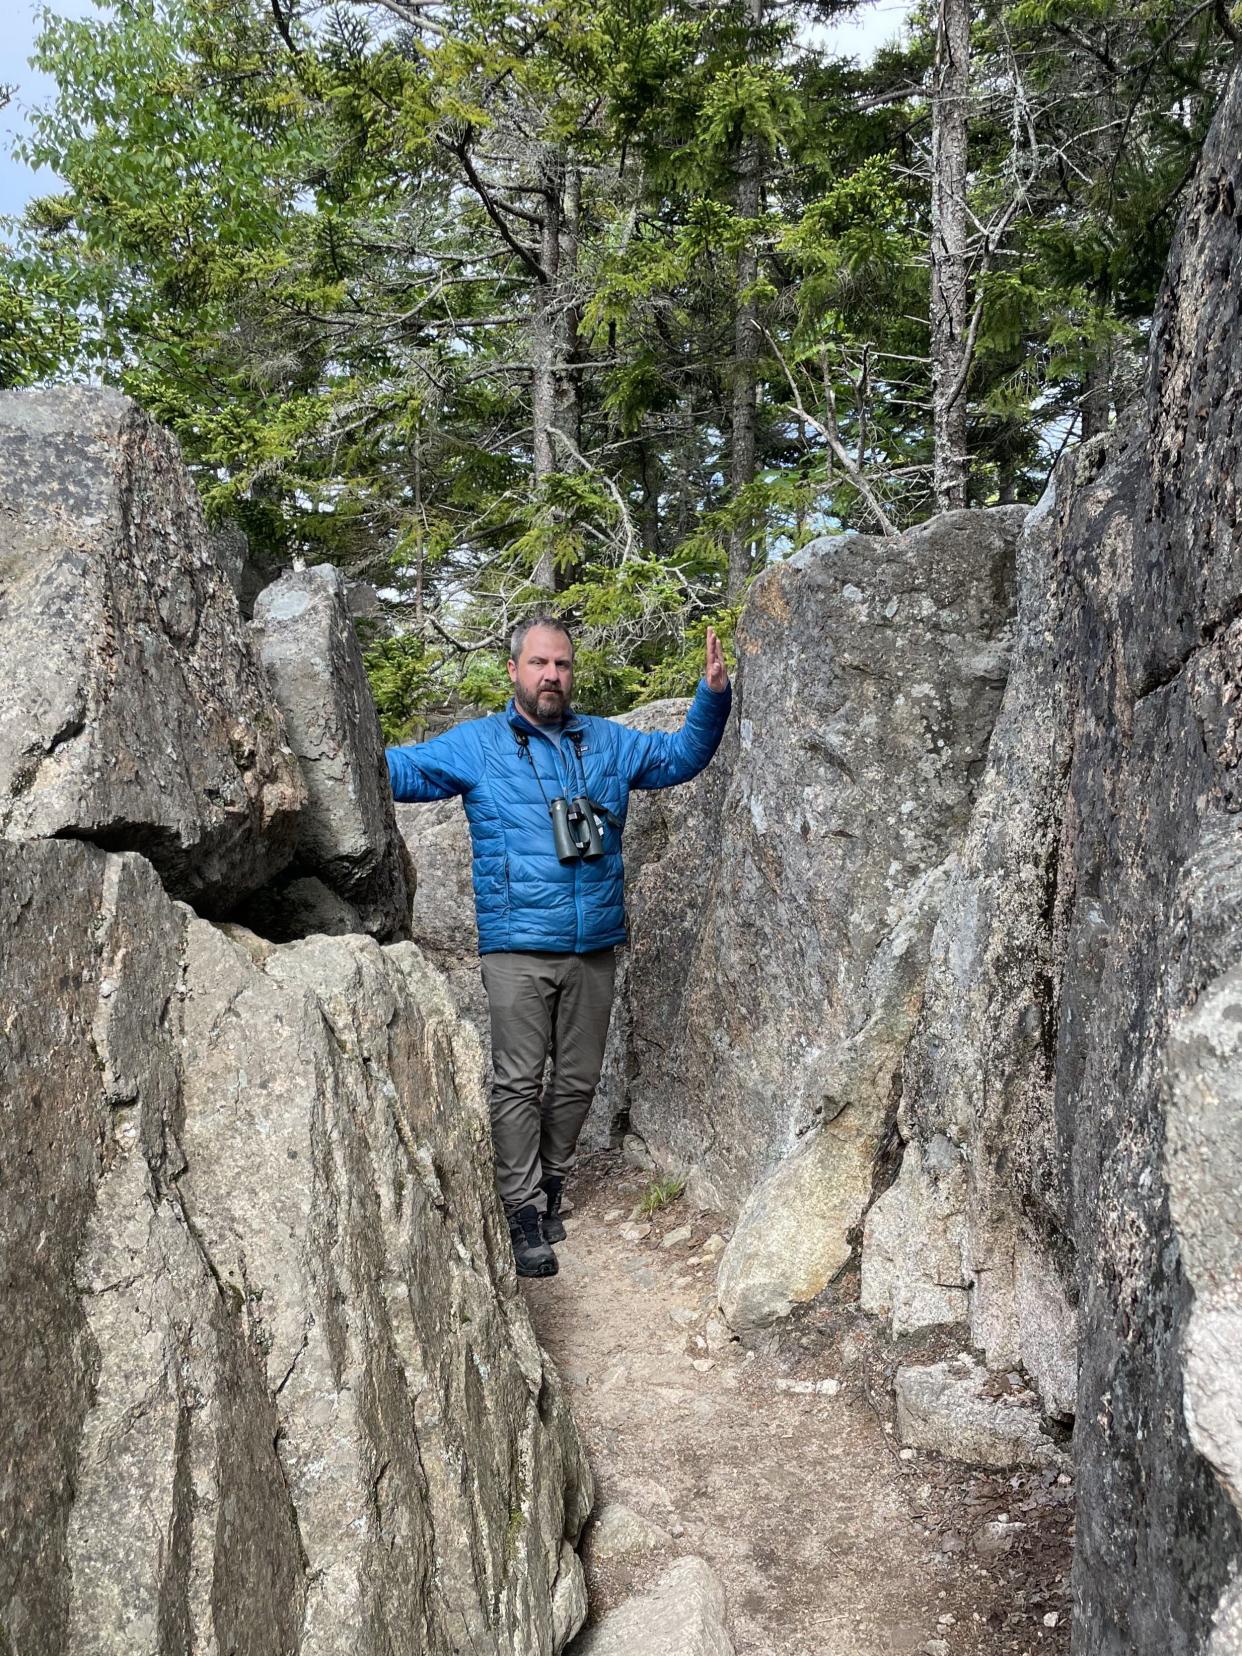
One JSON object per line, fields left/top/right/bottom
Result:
{"left": 397, "top": 795, "right": 489, "bottom": 1047}
{"left": 862, "top": 69, "right": 1242, "bottom": 1653}
{"left": 602, "top": 513, "right": 1018, "bottom": 1336}
{"left": 0, "top": 835, "right": 591, "bottom": 1656}
{"left": 860, "top": 442, "right": 1103, "bottom": 1416}
{"left": 1053, "top": 77, "right": 1242, "bottom": 1649}
{"left": 0, "top": 390, "right": 593, "bottom": 1654}
{"left": 250, "top": 565, "right": 413, "bottom": 941}
{"left": 0, "top": 388, "right": 304, "bottom": 909}
{"left": 592, "top": 699, "right": 731, "bottom": 1157}
{"left": 630, "top": 512, "right": 1020, "bottom": 1230}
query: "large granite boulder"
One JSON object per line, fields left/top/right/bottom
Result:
{"left": 249, "top": 565, "right": 413, "bottom": 941}
{"left": 859, "top": 438, "right": 1107, "bottom": 1415}
{"left": 0, "top": 835, "right": 591, "bottom": 1656}
{"left": 614, "top": 512, "right": 1020, "bottom": 1327}
{"left": 1054, "top": 77, "right": 1242, "bottom": 1651}
{"left": 0, "top": 388, "right": 304, "bottom": 909}
{"left": 592, "top": 698, "right": 731, "bottom": 1156}
{"left": 396, "top": 794, "right": 489, "bottom": 1045}
{"left": 568, "top": 1558, "right": 733, "bottom": 1656}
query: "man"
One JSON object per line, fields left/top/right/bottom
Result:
{"left": 386, "top": 616, "right": 731, "bottom": 1277}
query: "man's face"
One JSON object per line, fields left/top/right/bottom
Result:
{"left": 508, "top": 625, "right": 574, "bottom": 724}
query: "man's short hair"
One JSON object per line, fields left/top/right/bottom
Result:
{"left": 510, "top": 613, "right": 574, "bottom": 661}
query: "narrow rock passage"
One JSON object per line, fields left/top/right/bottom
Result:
{"left": 522, "top": 1153, "right": 1073, "bottom": 1656}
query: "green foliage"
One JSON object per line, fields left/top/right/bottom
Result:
{"left": 363, "top": 634, "right": 437, "bottom": 744}
{"left": 0, "top": 260, "right": 80, "bottom": 386}
{"left": 3, "top": 0, "right": 1235, "bottom": 724}
{"left": 641, "top": 609, "right": 740, "bottom": 703}
{"left": 637, "top": 1173, "right": 687, "bottom": 1215}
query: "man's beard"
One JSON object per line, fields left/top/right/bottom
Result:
{"left": 515, "top": 681, "right": 569, "bottom": 722}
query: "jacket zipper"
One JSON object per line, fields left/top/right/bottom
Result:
{"left": 522, "top": 722, "right": 585, "bottom": 951}
{"left": 564, "top": 740, "right": 584, "bottom": 952}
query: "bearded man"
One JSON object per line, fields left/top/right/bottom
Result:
{"left": 386, "top": 616, "right": 731, "bottom": 1276}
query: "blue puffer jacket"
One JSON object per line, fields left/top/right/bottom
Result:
{"left": 387, "top": 680, "right": 731, "bottom": 955}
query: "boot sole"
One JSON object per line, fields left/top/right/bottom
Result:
{"left": 515, "top": 1255, "right": 558, "bottom": 1277}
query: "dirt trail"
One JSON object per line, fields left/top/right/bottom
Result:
{"left": 522, "top": 1152, "right": 1073, "bottom": 1656}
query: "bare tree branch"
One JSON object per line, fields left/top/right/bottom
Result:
{"left": 270, "top": 0, "right": 300, "bottom": 55}
{"left": 943, "top": 194, "right": 1024, "bottom": 416}
{"left": 548, "top": 424, "right": 638, "bottom": 562}
{"left": 764, "top": 329, "right": 899, "bottom": 538}
{"left": 439, "top": 131, "right": 547, "bottom": 281}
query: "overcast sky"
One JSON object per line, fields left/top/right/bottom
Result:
{"left": 0, "top": 0, "right": 912, "bottom": 226}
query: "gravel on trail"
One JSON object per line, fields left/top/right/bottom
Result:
{"left": 522, "top": 1151, "right": 1074, "bottom": 1656}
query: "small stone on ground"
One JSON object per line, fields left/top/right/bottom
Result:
{"left": 568, "top": 1557, "right": 733, "bottom": 1655}
{"left": 895, "top": 1357, "right": 1067, "bottom": 1470}
{"left": 589, "top": 1503, "right": 671, "bottom": 1561}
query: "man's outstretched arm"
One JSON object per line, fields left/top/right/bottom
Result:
{"left": 623, "top": 627, "right": 732, "bottom": 791}
{"left": 386, "top": 721, "right": 481, "bottom": 802}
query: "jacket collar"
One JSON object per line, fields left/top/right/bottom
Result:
{"left": 505, "top": 698, "right": 585, "bottom": 738}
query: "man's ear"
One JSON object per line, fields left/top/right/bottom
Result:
{"left": 507, "top": 658, "right": 518, "bottom": 685}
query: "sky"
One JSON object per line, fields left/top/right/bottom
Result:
{"left": 0, "top": 0, "right": 912, "bottom": 226}
{"left": 0, "top": 0, "right": 101, "bottom": 222}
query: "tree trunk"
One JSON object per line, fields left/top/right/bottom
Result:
{"left": 1080, "top": 341, "right": 1112, "bottom": 440}
{"left": 638, "top": 439, "right": 662, "bottom": 557}
{"left": 1080, "top": 54, "right": 1119, "bottom": 444}
{"left": 531, "top": 147, "right": 563, "bottom": 592}
{"left": 727, "top": 0, "right": 764, "bottom": 599}
{"left": 554, "top": 165, "right": 584, "bottom": 589}
{"left": 557, "top": 166, "right": 582, "bottom": 458}
{"left": 930, "top": 0, "right": 972, "bottom": 512}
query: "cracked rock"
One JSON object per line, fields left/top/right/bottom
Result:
{"left": 249, "top": 565, "right": 412, "bottom": 940}
{"left": 0, "top": 387, "right": 304, "bottom": 908}
{"left": 894, "top": 1358, "right": 1066, "bottom": 1471}
{"left": 1, "top": 835, "right": 591, "bottom": 1656}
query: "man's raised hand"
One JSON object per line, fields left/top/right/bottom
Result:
{"left": 705, "top": 626, "right": 729, "bottom": 693}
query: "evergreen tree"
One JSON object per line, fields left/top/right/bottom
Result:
{"left": 4, "top": 0, "right": 1237, "bottom": 734}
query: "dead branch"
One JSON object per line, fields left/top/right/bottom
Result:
{"left": 764, "top": 330, "right": 899, "bottom": 538}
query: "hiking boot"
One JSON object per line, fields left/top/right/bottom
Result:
{"left": 540, "top": 1176, "right": 567, "bottom": 1244}
{"left": 508, "top": 1204, "right": 557, "bottom": 1277}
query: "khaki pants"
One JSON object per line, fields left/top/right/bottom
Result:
{"left": 480, "top": 948, "right": 617, "bottom": 1215}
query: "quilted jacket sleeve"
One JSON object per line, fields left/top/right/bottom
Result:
{"left": 621, "top": 679, "right": 732, "bottom": 791}
{"left": 386, "top": 721, "right": 482, "bottom": 802}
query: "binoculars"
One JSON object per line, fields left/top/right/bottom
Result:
{"left": 549, "top": 795, "right": 606, "bottom": 862}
